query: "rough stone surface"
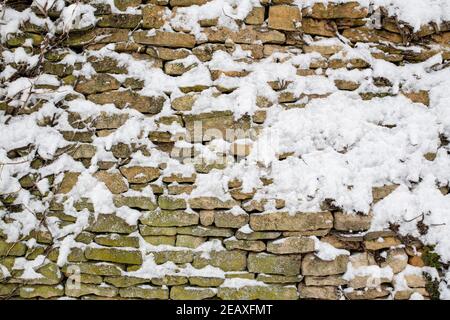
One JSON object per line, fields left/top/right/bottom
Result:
{"left": 140, "top": 210, "right": 199, "bottom": 227}
{"left": 74, "top": 74, "right": 120, "bottom": 95}
{"left": 224, "top": 238, "right": 266, "bottom": 252}
{"left": 364, "top": 237, "right": 402, "bottom": 250}
{"left": 306, "top": 2, "right": 368, "bottom": 19}
{"left": 268, "top": 6, "right": 302, "bottom": 31}
{"left": 218, "top": 285, "right": 298, "bottom": 300}
{"left": 302, "top": 253, "right": 349, "bottom": 276}
{"left": 299, "top": 284, "right": 340, "bottom": 300}
{"left": 120, "top": 166, "right": 160, "bottom": 184}
{"left": 94, "top": 171, "right": 128, "bottom": 194}
{"left": 193, "top": 250, "right": 247, "bottom": 271}
{"left": 214, "top": 211, "right": 249, "bottom": 228}
{"left": 248, "top": 253, "right": 302, "bottom": 275}
{"left": 104, "top": 276, "right": 149, "bottom": 288}
{"left": 142, "top": 5, "right": 166, "bottom": 29}
{"left": 89, "top": 91, "right": 165, "bottom": 114}
{"left": 334, "top": 212, "right": 372, "bottom": 231}
{"left": 87, "top": 214, "right": 136, "bottom": 234}
{"left": 189, "top": 197, "right": 239, "bottom": 210}
{"left": 85, "top": 247, "right": 143, "bottom": 265}
{"left": 170, "top": 286, "right": 216, "bottom": 300}
{"left": 133, "top": 31, "right": 196, "bottom": 48}
{"left": 65, "top": 283, "right": 118, "bottom": 298}
{"left": 119, "top": 285, "right": 169, "bottom": 299}
{"left": 250, "top": 212, "right": 334, "bottom": 231}
{"left": 266, "top": 236, "right": 315, "bottom": 254}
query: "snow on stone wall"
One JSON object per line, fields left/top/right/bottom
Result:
{"left": 1, "top": 0, "right": 450, "bottom": 300}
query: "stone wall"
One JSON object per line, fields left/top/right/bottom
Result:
{"left": 0, "top": 0, "right": 449, "bottom": 300}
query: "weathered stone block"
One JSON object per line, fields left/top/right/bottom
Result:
{"left": 302, "top": 253, "right": 349, "bottom": 276}
{"left": 114, "top": 0, "right": 142, "bottom": 12}
{"left": 144, "top": 235, "right": 176, "bottom": 246}
{"left": 19, "top": 285, "right": 64, "bottom": 299}
{"left": 142, "top": 5, "right": 166, "bottom": 29}
{"left": 248, "top": 253, "right": 301, "bottom": 275}
{"left": 114, "top": 195, "right": 157, "bottom": 210}
{"left": 56, "top": 172, "right": 80, "bottom": 194}
{"left": 87, "top": 214, "right": 136, "bottom": 234}
{"left": 177, "top": 226, "right": 234, "bottom": 237}
{"left": 199, "top": 210, "right": 215, "bottom": 226}
{"left": 165, "top": 60, "right": 197, "bottom": 75}
{"left": 334, "top": 79, "right": 360, "bottom": 91}
{"left": 404, "top": 274, "right": 427, "bottom": 288}
{"left": 170, "top": 286, "right": 217, "bottom": 300}
{"left": 171, "top": 94, "right": 196, "bottom": 111}
{"left": 215, "top": 211, "right": 249, "bottom": 228}
{"left": 372, "top": 184, "right": 399, "bottom": 202}
{"left": 176, "top": 235, "right": 206, "bottom": 248}
{"left": 10, "top": 263, "right": 62, "bottom": 285}
{"left": 85, "top": 247, "right": 143, "bottom": 265}
{"left": 74, "top": 74, "right": 120, "bottom": 95}
{"left": 235, "top": 229, "right": 281, "bottom": 241}
{"left": 120, "top": 166, "right": 160, "bottom": 184}
{"left": 158, "top": 196, "right": 187, "bottom": 210}
{"left": 162, "top": 173, "right": 196, "bottom": 183}
{"left": 89, "top": 90, "right": 165, "bottom": 114}
{"left": 298, "top": 284, "right": 340, "bottom": 300}
{"left": 78, "top": 274, "right": 103, "bottom": 284}
{"left": 224, "top": 238, "right": 266, "bottom": 252}
{"left": 183, "top": 111, "right": 251, "bottom": 143}
{"left": 0, "top": 240, "right": 27, "bottom": 256}
{"left": 380, "top": 248, "right": 408, "bottom": 273}
{"left": 268, "top": 5, "right": 302, "bottom": 31}
{"left": 65, "top": 283, "right": 118, "bottom": 298}
{"left": 189, "top": 197, "right": 239, "bottom": 210}
{"left": 69, "top": 144, "right": 96, "bottom": 160}
{"left": 133, "top": 31, "right": 196, "bottom": 48}
{"left": 94, "top": 234, "right": 140, "bottom": 248}
{"left": 151, "top": 275, "right": 188, "bottom": 286}
{"left": 140, "top": 210, "right": 199, "bottom": 227}
{"left": 139, "top": 225, "right": 177, "bottom": 236}
{"left": 305, "top": 2, "right": 368, "bottom": 19}
{"left": 62, "top": 263, "right": 123, "bottom": 276}
{"left": 218, "top": 284, "right": 298, "bottom": 300}
{"left": 94, "top": 171, "right": 128, "bottom": 194}
{"left": 119, "top": 285, "right": 169, "bottom": 299}
{"left": 250, "top": 211, "right": 333, "bottom": 231}
{"left": 170, "top": 0, "right": 208, "bottom": 6}
{"left": 302, "top": 18, "right": 337, "bottom": 37}
{"left": 257, "top": 274, "right": 303, "bottom": 284}
{"left": 91, "top": 112, "right": 128, "bottom": 130}
{"left": 364, "top": 237, "right": 401, "bottom": 251}
{"left": 342, "top": 27, "right": 403, "bottom": 44}
{"left": 65, "top": 28, "right": 129, "bottom": 47}
{"left": 245, "top": 7, "right": 265, "bottom": 25}
{"left": 98, "top": 14, "right": 142, "bottom": 29}
{"left": 266, "top": 236, "right": 315, "bottom": 254}
{"left": 334, "top": 212, "right": 372, "bottom": 231}
{"left": 193, "top": 250, "right": 247, "bottom": 271}
{"left": 152, "top": 250, "right": 193, "bottom": 264}
{"left": 0, "top": 284, "right": 16, "bottom": 297}
{"left": 304, "top": 275, "right": 348, "bottom": 287}
{"left": 347, "top": 274, "right": 391, "bottom": 289}
{"left": 189, "top": 276, "right": 224, "bottom": 287}
{"left": 104, "top": 276, "right": 149, "bottom": 288}
{"left": 344, "top": 286, "right": 390, "bottom": 300}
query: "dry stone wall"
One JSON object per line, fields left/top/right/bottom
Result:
{"left": 0, "top": 0, "right": 449, "bottom": 300}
